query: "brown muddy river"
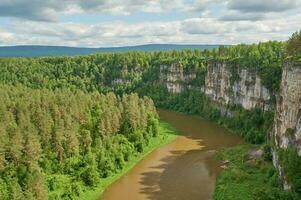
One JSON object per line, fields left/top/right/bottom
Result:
{"left": 100, "top": 109, "right": 242, "bottom": 200}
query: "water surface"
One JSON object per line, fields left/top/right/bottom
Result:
{"left": 101, "top": 109, "right": 242, "bottom": 200}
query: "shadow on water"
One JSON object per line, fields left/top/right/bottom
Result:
{"left": 100, "top": 109, "right": 243, "bottom": 200}
{"left": 139, "top": 149, "right": 220, "bottom": 200}
{"left": 158, "top": 109, "right": 243, "bottom": 152}
{"left": 137, "top": 109, "right": 242, "bottom": 200}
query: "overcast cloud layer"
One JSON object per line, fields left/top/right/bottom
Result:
{"left": 0, "top": 0, "right": 300, "bottom": 47}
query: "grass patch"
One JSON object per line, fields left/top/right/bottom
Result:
{"left": 74, "top": 121, "right": 177, "bottom": 200}
{"left": 213, "top": 145, "right": 294, "bottom": 200}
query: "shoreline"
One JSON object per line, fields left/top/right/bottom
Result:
{"left": 213, "top": 144, "right": 291, "bottom": 200}
{"left": 79, "top": 122, "right": 178, "bottom": 200}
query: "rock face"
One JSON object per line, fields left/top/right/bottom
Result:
{"left": 272, "top": 149, "right": 291, "bottom": 190}
{"left": 204, "top": 61, "right": 271, "bottom": 110}
{"left": 273, "top": 62, "right": 301, "bottom": 155}
{"left": 160, "top": 61, "right": 271, "bottom": 110}
{"left": 203, "top": 61, "right": 232, "bottom": 105}
{"left": 160, "top": 63, "right": 196, "bottom": 93}
{"left": 160, "top": 61, "right": 301, "bottom": 190}
{"left": 271, "top": 62, "right": 301, "bottom": 190}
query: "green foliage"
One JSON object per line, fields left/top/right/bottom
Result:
{"left": 0, "top": 177, "right": 9, "bottom": 200}
{"left": 263, "top": 144, "right": 273, "bottom": 161}
{"left": 279, "top": 147, "right": 301, "bottom": 197}
{"left": 156, "top": 90, "right": 273, "bottom": 144}
{"left": 213, "top": 145, "right": 296, "bottom": 200}
{"left": 0, "top": 35, "right": 297, "bottom": 199}
{"left": 0, "top": 41, "right": 284, "bottom": 96}
{"left": 219, "top": 106, "right": 274, "bottom": 144}
{"left": 286, "top": 30, "right": 301, "bottom": 60}
{"left": 0, "top": 84, "right": 160, "bottom": 199}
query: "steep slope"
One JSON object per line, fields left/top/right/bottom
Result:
{"left": 159, "top": 60, "right": 272, "bottom": 110}
{"left": 273, "top": 62, "right": 301, "bottom": 154}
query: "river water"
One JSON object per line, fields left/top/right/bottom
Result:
{"left": 100, "top": 109, "right": 242, "bottom": 200}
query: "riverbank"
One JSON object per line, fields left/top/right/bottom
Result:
{"left": 80, "top": 122, "right": 178, "bottom": 200}
{"left": 213, "top": 144, "right": 293, "bottom": 200}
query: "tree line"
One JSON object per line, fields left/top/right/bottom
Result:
{"left": 0, "top": 40, "right": 286, "bottom": 95}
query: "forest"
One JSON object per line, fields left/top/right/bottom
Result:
{"left": 0, "top": 40, "right": 284, "bottom": 95}
{"left": 0, "top": 31, "right": 301, "bottom": 199}
{"left": 0, "top": 85, "right": 160, "bottom": 199}
{"left": 0, "top": 39, "right": 284, "bottom": 146}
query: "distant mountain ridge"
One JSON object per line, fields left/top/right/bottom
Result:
{"left": 0, "top": 44, "right": 223, "bottom": 57}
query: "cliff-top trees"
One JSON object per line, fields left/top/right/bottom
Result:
{"left": 286, "top": 30, "right": 301, "bottom": 60}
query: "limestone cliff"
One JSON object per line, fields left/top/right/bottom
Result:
{"left": 159, "top": 63, "right": 196, "bottom": 93}
{"left": 273, "top": 62, "right": 301, "bottom": 154}
{"left": 159, "top": 60, "right": 301, "bottom": 190}
{"left": 271, "top": 62, "right": 301, "bottom": 189}
{"left": 160, "top": 61, "right": 271, "bottom": 110}
{"left": 204, "top": 60, "right": 272, "bottom": 110}
{"left": 203, "top": 61, "right": 232, "bottom": 105}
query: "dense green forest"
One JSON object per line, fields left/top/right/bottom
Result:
{"left": 0, "top": 85, "right": 161, "bottom": 199}
{"left": 0, "top": 40, "right": 284, "bottom": 95}
{"left": 0, "top": 40, "right": 284, "bottom": 145}
{"left": 0, "top": 31, "right": 300, "bottom": 199}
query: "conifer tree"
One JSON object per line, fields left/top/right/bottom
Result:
{"left": 7, "top": 125, "right": 23, "bottom": 165}
{"left": 23, "top": 127, "right": 41, "bottom": 170}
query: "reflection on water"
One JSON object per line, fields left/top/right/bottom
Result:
{"left": 100, "top": 109, "right": 243, "bottom": 200}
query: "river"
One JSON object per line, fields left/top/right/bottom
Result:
{"left": 100, "top": 109, "right": 243, "bottom": 200}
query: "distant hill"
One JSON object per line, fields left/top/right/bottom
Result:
{"left": 0, "top": 44, "right": 222, "bottom": 57}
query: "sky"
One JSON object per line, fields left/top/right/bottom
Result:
{"left": 0, "top": 0, "right": 300, "bottom": 47}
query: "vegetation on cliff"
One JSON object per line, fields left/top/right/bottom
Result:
{"left": 216, "top": 41, "right": 284, "bottom": 93}
{"left": 213, "top": 145, "right": 295, "bottom": 200}
{"left": 0, "top": 41, "right": 284, "bottom": 95}
{"left": 286, "top": 30, "right": 301, "bottom": 61}
{"left": 155, "top": 90, "right": 274, "bottom": 144}
{"left": 278, "top": 147, "right": 301, "bottom": 198}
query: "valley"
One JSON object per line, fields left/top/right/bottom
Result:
{"left": 0, "top": 31, "right": 300, "bottom": 200}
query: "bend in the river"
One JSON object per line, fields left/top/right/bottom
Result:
{"left": 100, "top": 109, "right": 243, "bottom": 200}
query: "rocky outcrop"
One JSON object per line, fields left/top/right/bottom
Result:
{"left": 271, "top": 62, "right": 301, "bottom": 190}
{"left": 111, "top": 64, "right": 142, "bottom": 86}
{"left": 160, "top": 61, "right": 271, "bottom": 110}
{"left": 160, "top": 60, "right": 301, "bottom": 190}
{"left": 160, "top": 63, "right": 196, "bottom": 93}
{"left": 203, "top": 61, "right": 232, "bottom": 105}
{"left": 272, "top": 149, "right": 291, "bottom": 190}
{"left": 273, "top": 62, "right": 301, "bottom": 155}
{"left": 204, "top": 61, "right": 271, "bottom": 110}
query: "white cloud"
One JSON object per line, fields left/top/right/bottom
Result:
{"left": 227, "top": 0, "right": 297, "bottom": 13}
{"left": 0, "top": 0, "right": 300, "bottom": 47}
{"left": 220, "top": 11, "right": 266, "bottom": 21}
{"left": 3, "top": 12, "right": 299, "bottom": 47}
{"left": 0, "top": 29, "right": 14, "bottom": 44}
{"left": 0, "top": 0, "right": 213, "bottom": 21}
{"left": 181, "top": 18, "right": 228, "bottom": 34}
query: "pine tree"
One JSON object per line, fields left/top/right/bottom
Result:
{"left": 286, "top": 30, "right": 301, "bottom": 58}
{"left": 64, "top": 115, "right": 79, "bottom": 157}
{"left": 7, "top": 124, "right": 23, "bottom": 165}
{"left": 81, "top": 129, "right": 92, "bottom": 153}
{"left": 0, "top": 124, "right": 7, "bottom": 171}
{"left": 23, "top": 127, "right": 41, "bottom": 170}
{"left": 25, "top": 170, "right": 47, "bottom": 200}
